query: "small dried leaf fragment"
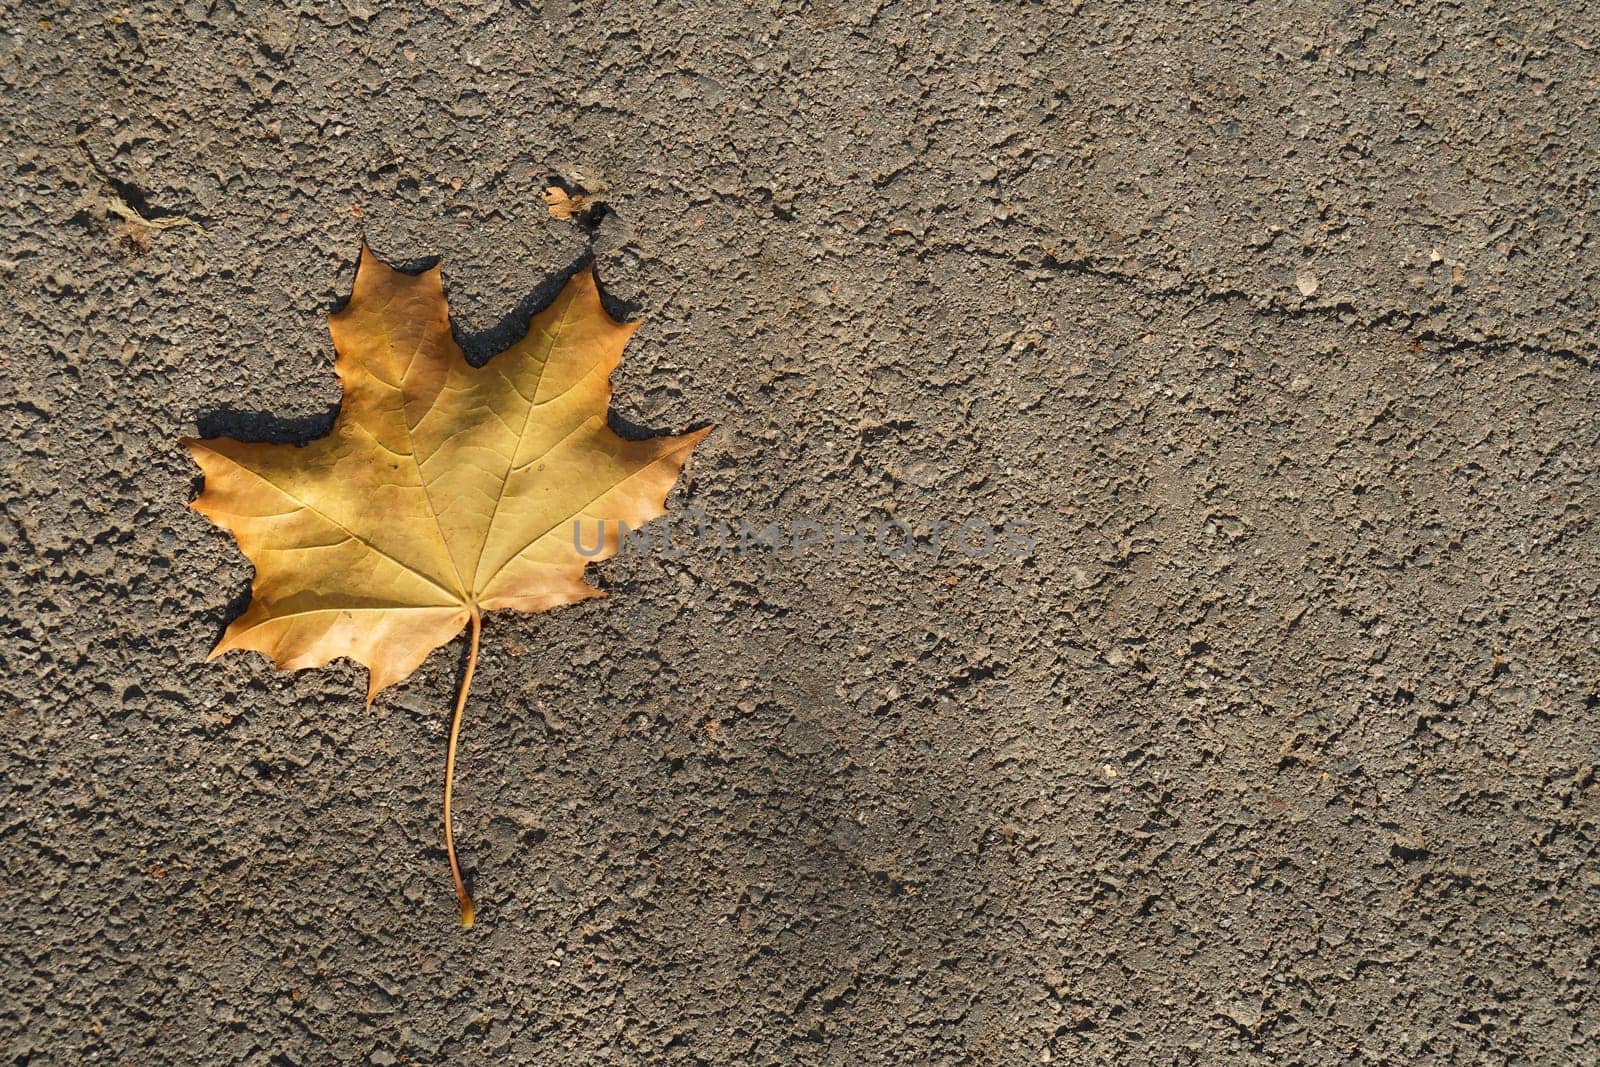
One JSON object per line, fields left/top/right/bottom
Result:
{"left": 544, "top": 185, "right": 595, "bottom": 219}
{"left": 183, "top": 247, "right": 710, "bottom": 923}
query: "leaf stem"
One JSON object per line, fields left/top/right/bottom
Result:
{"left": 444, "top": 607, "right": 481, "bottom": 927}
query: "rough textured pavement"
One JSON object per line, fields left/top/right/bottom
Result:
{"left": 4, "top": 1, "right": 1599, "bottom": 1063}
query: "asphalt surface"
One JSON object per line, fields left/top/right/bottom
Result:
{"left": 3, "top": 1, "right": 1598, "bottom": 1063}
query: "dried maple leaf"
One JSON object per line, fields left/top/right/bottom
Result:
{"left": 183, "top": 247, "right": 710, "bottom": 925}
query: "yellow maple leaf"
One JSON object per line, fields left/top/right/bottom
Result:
{"left": 183, "top": 247, "right": 710, "bottom": 924}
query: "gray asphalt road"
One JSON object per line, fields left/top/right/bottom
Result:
{"left": 4, "top": 1, "right": 1597, "bottom": 1063}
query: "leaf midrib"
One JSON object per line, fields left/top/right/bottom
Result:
{"left": 465, "top": 285, "right": 578, "bottom": 594}
{"left": 378, "top": 310, "right": 471, "bottom": 601}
